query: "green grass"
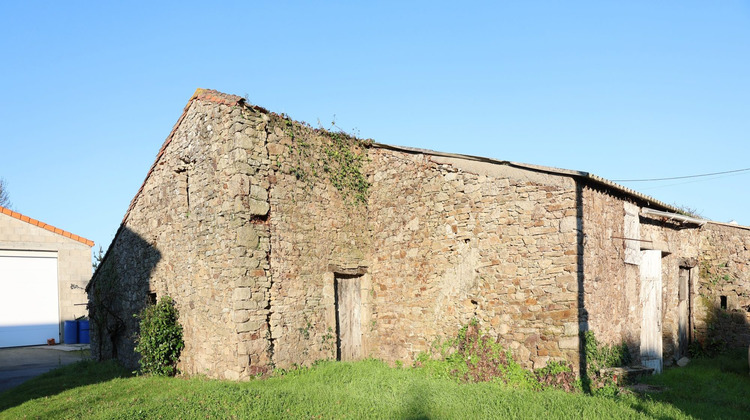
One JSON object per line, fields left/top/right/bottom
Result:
{"left": 1, "top": 352, "right": 749, "bottom": 419}
{"left": 628, "top": 349, "right": 750, "bottom": 419}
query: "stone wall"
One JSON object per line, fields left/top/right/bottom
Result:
{"left": 0, "top": 210, "right": 92, "bottom": 338}
{"left": 366, "top": 152, "right": 581, "bottom": 369}
{"left": 697, "top": 223, "right": 750, "bottom": 348}
{"left": 263, "top": 127, "right": 583, "bottom": 370}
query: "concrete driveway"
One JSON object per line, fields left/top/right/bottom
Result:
{"left": 0, "top": 345, "right": 90, "bottom": 393}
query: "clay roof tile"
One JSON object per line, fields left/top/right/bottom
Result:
{"left": 0, "top": 205, "right": 94, "bottom": 247}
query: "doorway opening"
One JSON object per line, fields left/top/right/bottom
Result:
{"left": 678, "top": 266, "right": 693, "bottom": 359}
{"left": 334, "top": 273, "right": 362, "bottom": 361}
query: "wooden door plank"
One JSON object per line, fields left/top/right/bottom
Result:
{"left": 336, "top": 276, "right": 362, "bottom": 361}
{"left": 640, "top": 250, "right": 663, "bottom": 373}
{"left": 350, "top": 276, "right": 362, "bottom": 360}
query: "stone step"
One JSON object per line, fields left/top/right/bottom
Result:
{"left": 600, "top": 365, "right": 655, "bottom": 382}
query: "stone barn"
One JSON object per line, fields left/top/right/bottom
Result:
{"left": 88, "top": 89, "right": 750, "bottom": 379}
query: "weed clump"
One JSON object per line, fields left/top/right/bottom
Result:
{"left": 415, "top": 322, "right": 634, "bottom": 395}
{"left": 415, "top": 320, "right": 575, "bottom": 391}
{"left": 534, "top": 360, "right": 577, "bottom": 392}
{"left": 583, "top": 330, "right": 631, "bottom": 373}
{"left": 581, "top": 331, "right": 632, "bottom": 395}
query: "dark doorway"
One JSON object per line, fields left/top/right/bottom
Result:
{"left": 678, "top": 266, "right": 693, "bottom": 358}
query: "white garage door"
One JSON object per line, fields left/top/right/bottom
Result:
{"left": 0, "top": 250, "right": 59, "bottom": 347}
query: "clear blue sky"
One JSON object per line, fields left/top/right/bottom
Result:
{"left": 1, "top": 1, "right": 748, "bottom": 257}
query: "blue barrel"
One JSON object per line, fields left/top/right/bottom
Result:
{"left": 78, "top": 320, "right": 90, "bottom": 344}
{"left": 64, "top": 320, "right": 78, "bottom": 344}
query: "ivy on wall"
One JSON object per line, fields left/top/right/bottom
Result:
{"left": 281, "top": 117, "right": 371, "bottom": 205}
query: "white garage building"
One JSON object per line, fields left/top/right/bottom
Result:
{"left": 0, "top": 206, "right": 93, "bottom": 347}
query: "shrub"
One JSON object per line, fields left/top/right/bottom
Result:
{"left": 134, "top": 296, "right": 184, "bottom": 376}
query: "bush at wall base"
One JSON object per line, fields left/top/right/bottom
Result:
{"left": 134, "top": 296, "right": 184, "bottom": 376}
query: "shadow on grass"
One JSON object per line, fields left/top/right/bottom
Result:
{"left": 626, "top": 349, "right": 750, "bottom": 420}
{"left": 402, "top": 382, "right": 431, "bottom": 420}
{"left": 0, "top": 359, "right": 131, "bottom": 412}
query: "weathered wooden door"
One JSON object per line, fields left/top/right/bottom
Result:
{"left": 336, "top": 275, "right": 362, "bottom": 361}
{"left": 640, "top": 250, "right": 663, "bottom": 373}
{"left": 678, "top": 267, "right": 691, "bottom": 358}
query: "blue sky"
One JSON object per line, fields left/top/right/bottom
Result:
{"left": 1, "top": 1, "right": 748, "bottom": 256}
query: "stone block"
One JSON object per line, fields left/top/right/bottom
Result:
{"left": 237, "top": 225, "right": 259, "bottom": 249}
{"left": 238, "top": 339, "right": 268, "bottom": 356}
{"left": 248, "top": 199, "right": 269, "bottom": 216}
{"left": 234, "top": 162, "right": 257, "bottom": 175}
{"left": 563, "top": 322, "right": 578, "bottom": 336}
{"left": 232, "top": 287, "right": 253, "bottom": 302}
{"left": 233, "top": 310, "right": 250, "bottom": 323}
{"left": 234, "top": 297, "right": 259, "bottom": 310}
{"left": 267, "top": 143, "right": 285, "bottom": 156}
{"left": 556, "top": 273, "right": 576, "bottom": 285}
{"left": 223, "top": 369, "right": 241, "bottom": 381}
{"left": 250, "top": 185, "right": 268, "bottom": 201}
{"left": 558, "top": 216, "right": 578, "bottom": 233}
{"left": 228, "top": 174, "right": 249, "bottom": 197}
{"left": 236, "top": 275, "right": 259, "bottom": 287}
{"left": 236, "top": 319, "right": 264, "bottom": 333}
{"left": 676, "top": 357, "right": 690, "bottom": 367}
{"left": 532, "top": 356, "right": 550, "bottom": 370}
{"left": 559, "top": 336, "right": 579, "bottom": 349}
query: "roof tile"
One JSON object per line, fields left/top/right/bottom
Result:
{"left": 0, "top": 205, "right": 94, "bottom": 247}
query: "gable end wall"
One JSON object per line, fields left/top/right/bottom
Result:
{"left": 90, "top": 99, "right": 274, "bottom": 379}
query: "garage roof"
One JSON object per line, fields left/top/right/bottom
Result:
{"left": 0, "top": 206, "right": 94, "bottom": 247}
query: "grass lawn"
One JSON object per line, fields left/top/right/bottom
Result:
{"left": 1, "top": 350, "right": 748, "bottom": 419}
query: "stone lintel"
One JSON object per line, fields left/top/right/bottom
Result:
{"left": 328, "top": 264, "right": 368, "bottom": 276}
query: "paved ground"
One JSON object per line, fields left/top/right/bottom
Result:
{"left": 0, "top": 345, "right": 90, "bottom": 393}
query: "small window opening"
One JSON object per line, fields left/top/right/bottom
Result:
{"left": 720, "top": 295, "right": 727, "bottom": 310}
{"left": 186, "top": 171, "right": 190, "bottom": 211}
{"left": 148, "top": 292, "right": 157, "bottom": 305}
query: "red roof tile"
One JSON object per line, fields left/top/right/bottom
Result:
{"left": 0, "top": 205, "right": 94, "bottom": 247}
